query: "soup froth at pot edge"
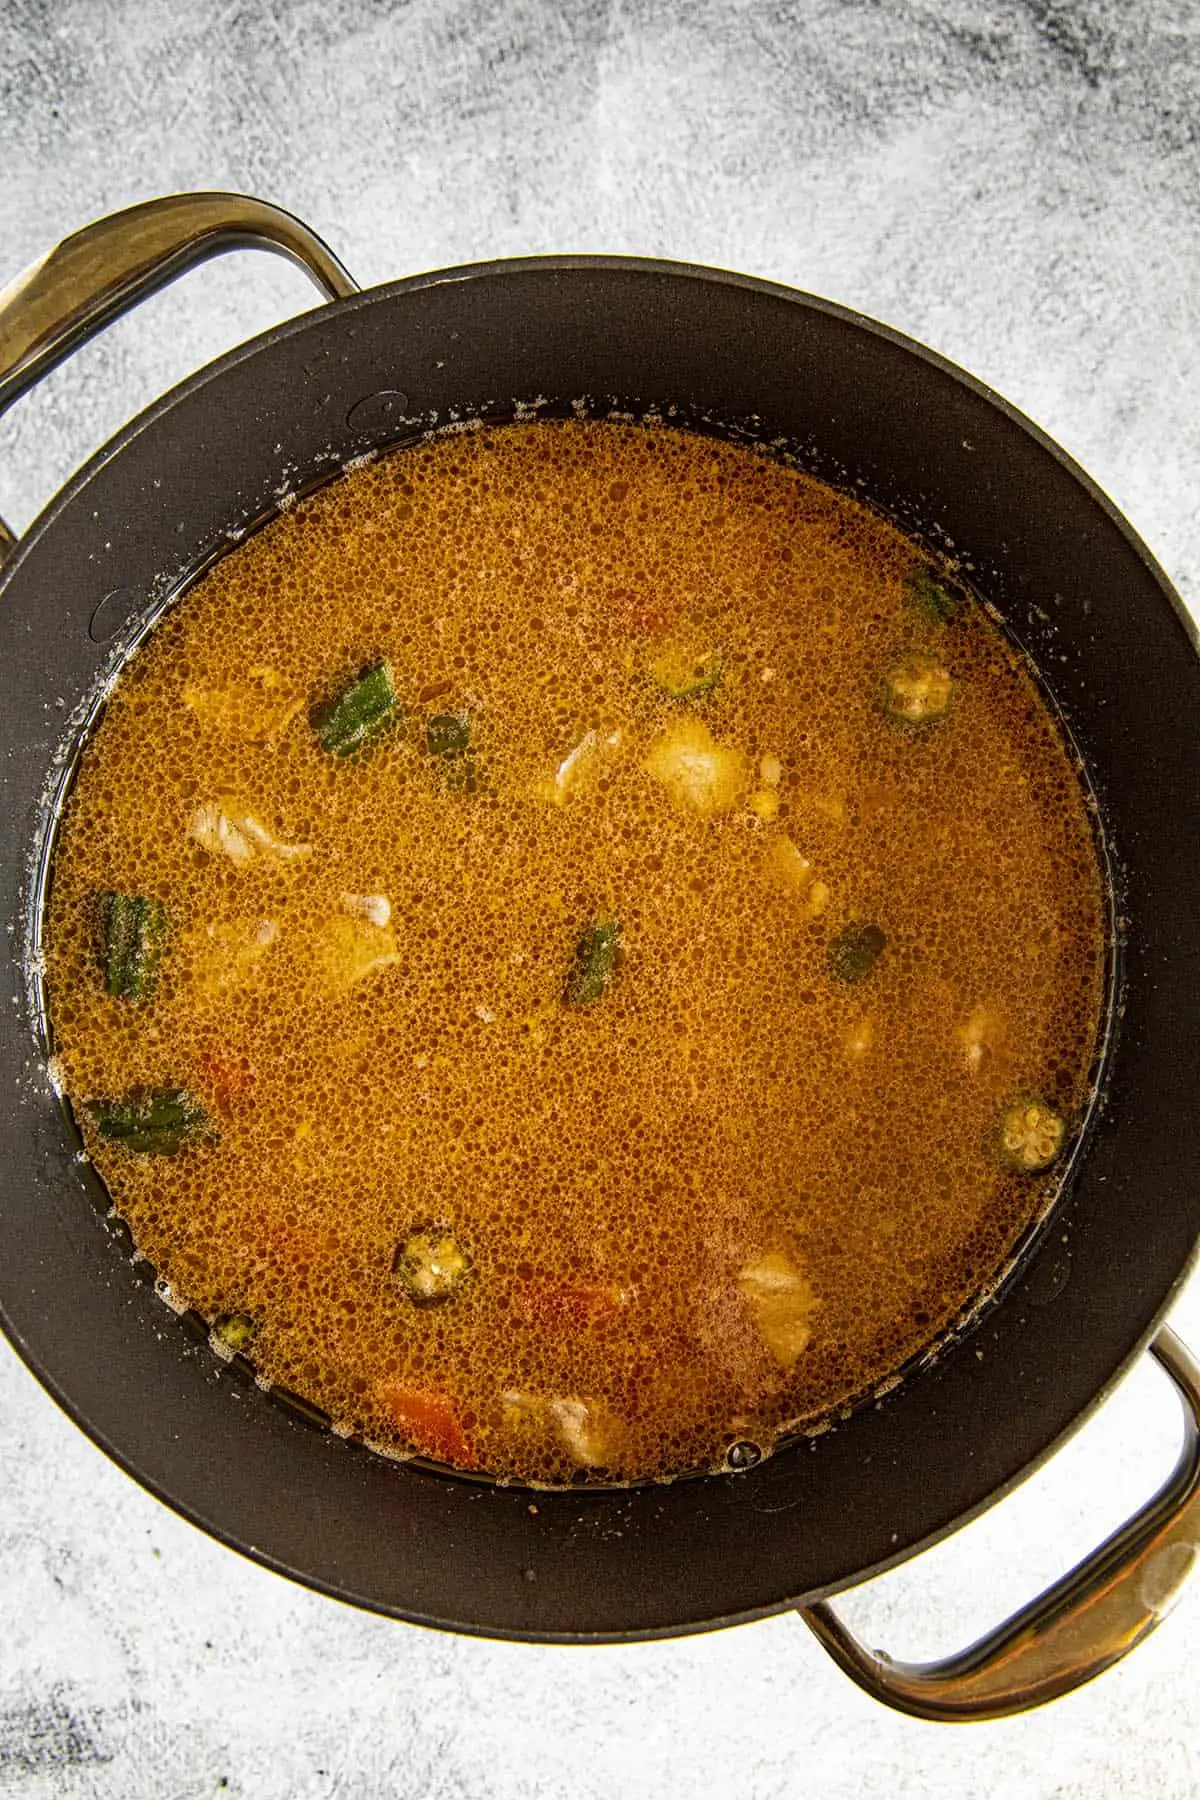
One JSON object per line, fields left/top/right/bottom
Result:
{"left": 44, "top": 421, "right": 1106, "bottom": 1484}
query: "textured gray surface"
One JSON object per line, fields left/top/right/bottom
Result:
{"left": 2, "top": 1, "right": 1199, "bottom": 1793}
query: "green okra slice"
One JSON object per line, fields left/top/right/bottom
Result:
{"left": 996, "top": 1097, "right": 1066, "bottom": 1173}
{"left": 828, "top": 921, "right": 887, "bottom": 984}
{"left": 212, "top": 1312, "right": 258, "bottom": 1353}
{"left": 564, "top": 917, "right": 622, "bottom": 1007}
{"left": 648, "top": 642, "right": 724, "bottom": 701}
{"left": 311, "top": 661, "right": 397, "bottom": 756}
{"left": 426, "top": 713, "right": 471, "bottom": 758}
{"left": 89, "top": 1088, "right": 211, "bottom": 1155}
{"left": 903, "top": 566, "right": 961, "bottom": 625}
{"left": 99, "top": 893, "right": 168, "bottom": 1001}
{"left": 392, "top": 1226, "right": 472, "bottom": 1306}
{"left": 426, "top": 712, "right": 479, "bottom": 792}
{"left": 882, "top": 651, "right": 955, "bottom": 727}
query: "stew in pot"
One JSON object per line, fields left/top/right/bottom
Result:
{"left": 43, "top": 420, "right": 1106, "bottom": 1484}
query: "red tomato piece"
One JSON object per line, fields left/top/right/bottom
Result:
{"left": 376, "top": 1381, "right": 475, "bottom": 1468}
{"left": 195, "top": 1048, "right": 256, "bottom": 1115}
{"left": 610, "top": 585, "right": 677, "bottom": 637}
{"left": 241, "top": 1209, "right": 336, "bottom": 1281}
{"left": 512, "top": 1281, "right": 628, "bottom": 1332}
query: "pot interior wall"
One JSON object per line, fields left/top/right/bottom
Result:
{"left": 0, "top": 260, "right": 1197, "bottom": 1639}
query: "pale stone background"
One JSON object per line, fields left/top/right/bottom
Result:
{"left": 1, "top": 1, "right": 1198, "bottom": 1793}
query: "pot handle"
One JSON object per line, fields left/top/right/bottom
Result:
{"left": 0, "top": 191, "right": 359, "bottom": 557}
{"left": 798, "top": 1326, "right": 1200, "bottom": 1720}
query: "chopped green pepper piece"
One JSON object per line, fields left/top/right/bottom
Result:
{"left": 904, "top": 566, "right": 961, "bottom": 625}
{"left": 310, "top": 661, "right": 397, "bottom": 756}
{"left": 648, "top": 642, "right": 724, "bottom": 700}
{"left": 426, "top": 713, "right": 471, "bottom": 757}
{"left": 997, "top": 1097, "right": 1066, "bottom": 1173}
{"left": 426, "top": 713, "right": 480, "bottom": 793}
{"left": 212, "top": 1312, "right": 258, "bottom": 1353}
{"left": 99, "top": 892, "right": 167, "bottom": 1001}
{"left": 393, "top": 1226, "right": 472, "bottom": 1305}
{"left": 828, "top": 921, "right": 887, "bottom": 983}
{"left": 89, "top": 1088, "right": 210, "bottom": 1154}
{"left": 882, "top": 652, "right": 955, "bottom": 727}
{"left": 564, "top": 916, "right": 622, "bottom": 1006}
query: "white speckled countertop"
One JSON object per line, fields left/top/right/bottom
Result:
{"left": 2, "top": 2, "right": 1199, "bottom": 1793}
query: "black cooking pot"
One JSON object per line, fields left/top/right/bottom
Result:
{"left": 1, "top": 195, "right": 1198, "bottom": 1722}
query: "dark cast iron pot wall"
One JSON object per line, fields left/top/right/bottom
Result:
{"left": 0, "top": 195, "right": 1198, "bottom": 1723}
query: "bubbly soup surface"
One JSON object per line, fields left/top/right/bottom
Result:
{"left": 45, "top": 421, "right": 1106, "bottom": 1484}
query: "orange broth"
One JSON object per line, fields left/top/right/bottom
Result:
{"left": 44, "top": 421, "right": 1106, "bottom": 1483}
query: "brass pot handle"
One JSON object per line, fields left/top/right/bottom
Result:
{"left": 799, "top": 1326, "right": 1200, "bottom": 1720}
{"left": 0, "top": 191, "right": 359, "bottom": 557}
